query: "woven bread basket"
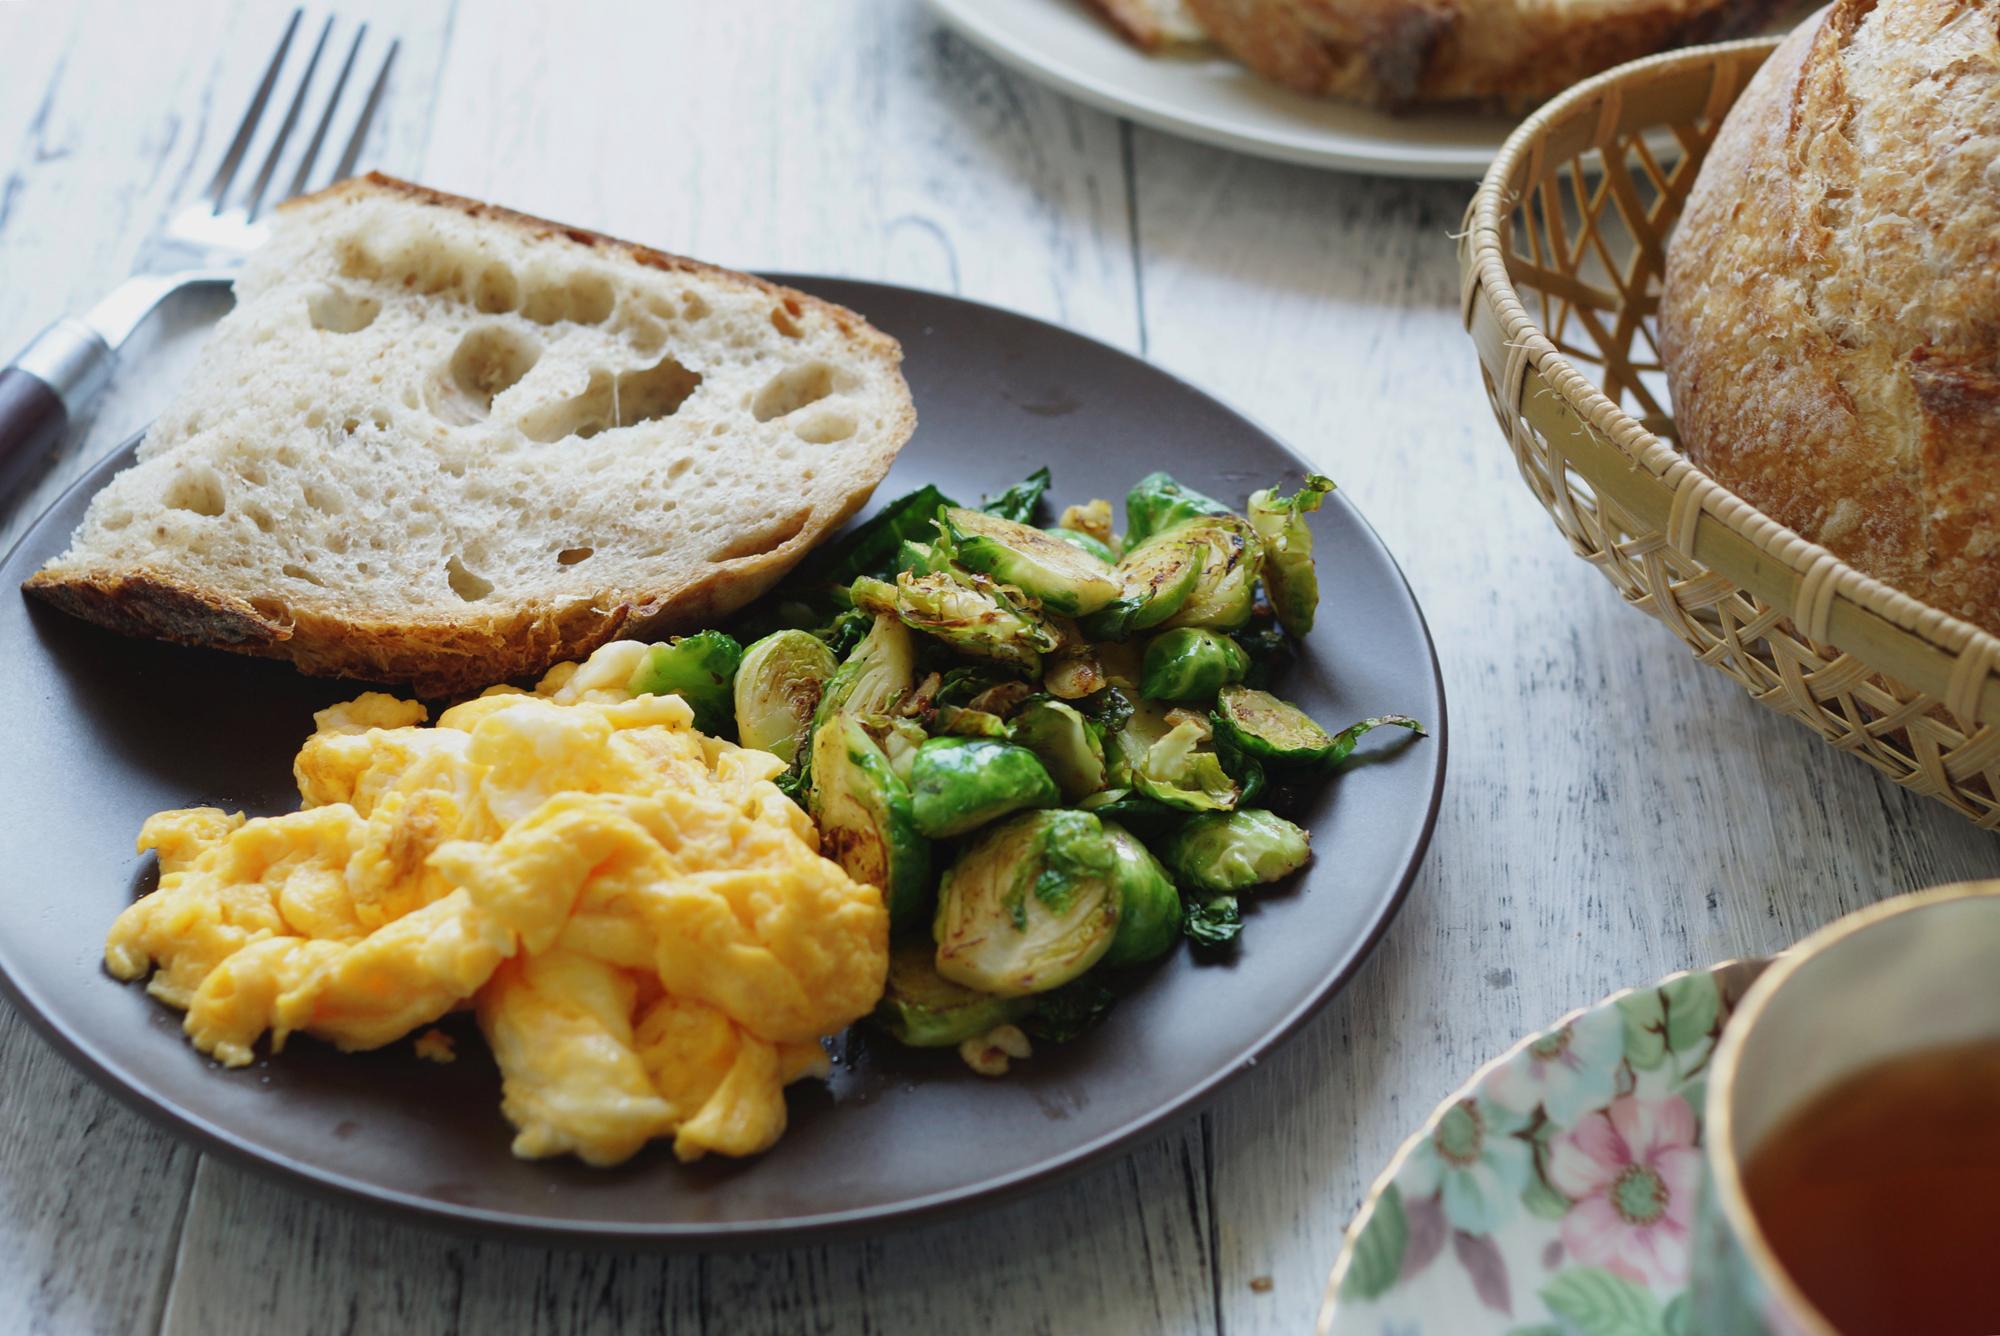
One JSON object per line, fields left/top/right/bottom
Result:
{"left": 1461, "top": 36, "right": 2000, "bottom": 829}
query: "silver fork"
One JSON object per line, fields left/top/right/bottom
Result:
{"left": 0, "top": 9, "right": 398, "bottom": 500}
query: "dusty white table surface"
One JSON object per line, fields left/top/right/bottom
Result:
{"left": 3, "top": 1, "right": 1997, "bottom": 1332}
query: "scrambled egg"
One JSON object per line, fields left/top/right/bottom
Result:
{"left": 105, "top": 641, "right": 888, "bottom": 1165}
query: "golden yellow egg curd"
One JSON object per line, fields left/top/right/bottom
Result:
{"left": 105, "top": 640, "right": 888, "bottom": 1166}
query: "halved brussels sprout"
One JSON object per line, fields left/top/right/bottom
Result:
{"left": 1139, "top": 627, "right": 1251, "bottom": 702}
{"left": 733, "top": 630, "right": 837, "bottom": 764}
{"left": 1128, "top": 720, "right": 1240, "bottom": 812}
{"left": 870, "top": 569, "right": 1060, "bottom": 671}
{"left": 1123, "top": 472, "right": 1232, "bottom": 548}
{"left": 933, "top": 810, "right": 1121, "bottom": 997}
{"left": 1058, "top": 497, "right": 1116, "bottom": 551}
{"left": 873, "top": 940, "right": 1033, "bottom": 1048}
{"left": 1044, "top": 640, "right": 1106, "bottom": 700}
{"left": 934, "top": 705, "right": 1011, "bottom": 739}
{"left": 1010, "top": 697, "right": 1108, "bottom": 800}
{"left": 1097, "top": 822, "right": 1181, "bottom": 967}
{"left": 813, "top": 613, "right": 917, "bottom": 733}
{"left": 1212, "top": 685, "right": 1425, "bottom": 768}
{"left": 1159, "top": 516, "right": 1263, "bottom": 633}
{"left": 941, "top": 507, "right": 1120, "bottom": 616}
{"left": 910, "top": 737, "right": 1060, "bottom": 838}
{"left": 1248, "top": 475, "right": 1335, "bottom": 637}
{"left": 627, "top": 631, "right": 744, "bottom": 735}
{"left": 1160, "top": 809, "right": 1311, "bottom": 894}
{"left": 810, "top": 715, "right": 932, "bottom": 928}
{"left": 1081, "top": 528, "right": 1206, "bottom": 640}
{"left": 1046, "top": 527, "right": 1117, "bottom": 565}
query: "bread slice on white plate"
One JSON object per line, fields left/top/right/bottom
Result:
{"left": 26, "top": 175, "right": 916, "bottom": 694}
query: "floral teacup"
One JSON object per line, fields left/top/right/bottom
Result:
{"left": 1693, "top": 881, "right": 2000, "bottom": 1335}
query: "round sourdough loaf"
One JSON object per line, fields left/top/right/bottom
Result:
{"left": 1660, "top": 0, "right": 2000, "bottom": 636}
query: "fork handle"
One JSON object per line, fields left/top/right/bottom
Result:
{"left": 0, "top": 318, "right": 114, "bottom": 500}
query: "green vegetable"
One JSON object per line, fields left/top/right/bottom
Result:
{"left": 896, "top": 539, "right": 943, "bottom": 576}
{"left": 627, "top": 631, "right": 744, "bottom": 735}
{"left": 1212, "top": 685, "right": 1425, "bottom": 768}
{"left": 1231, "top": 624, "right": 1294, "bottom": 690}
{"left": 933, "top": 810, "right": 1122, "bottom": 997}
{"left": 1182, "top": 894, "right": 1242, "bottom": 947}
{"left": 1116, "top": 713, "right": 1240, "bottom": 812}
{"left": 1139, "top": 627, "right": 1250, "bottom": 702}
{"left": 1247, "top": 475, "right": 1334, "bottom": 637}
{"left": 1123, "top": 472, "right": 1232, "bottom": 548}
{"left": 813, "top": 484, "right": 957, "bottom": 586}
{"left": 1010, "top": 698, "right": 1108, "bottom": 800}
{"left": 1160, "top": 809, "right": 1311, "bottom": 894}
{"left": 1023, "top": 976, "right": 1118, "bottom": 1043}
{"left": 933, "top": 705, "right": 1011, "bottom": 739}
{"left": 909, "top": 737, "right": 1060, "bottom": 838}
{"left": 873, "top": 940, "right": 1033, "bottom": 1047}
{"left": 1045, "top": 527, "right": 1117, "bottom": 564}
{"left": 809, "top": 716, "right": 932, "bottom": 928}
{"left": 870, "top": 569, "right": 1060, "bottom": 671}
{"left": 1158, "top": 516, "right": 1262, "bottom": 633}
{"left": 942, "top": 506, "right": 1120, "bottom": 616}
{"left": 980, "top": 466, "right": 1052, "bottom": 524}
{"left": 1097, "top": 822, "right": 1181, "bottom": 967}
{"left": 813, "top": 614, "right": 916, "bottom": 733}
{"left": 1081, "top": 527, "right": 1206, "bottom": 640}
{"left": 1056, "top": 498, "right": 1117, "bottom": 553}
{"left": 732, "top": 630, "right": 836, "bottom": 764}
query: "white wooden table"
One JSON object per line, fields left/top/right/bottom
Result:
{"left": 3, "top": 2, "right": 1996, "bottom": 1331}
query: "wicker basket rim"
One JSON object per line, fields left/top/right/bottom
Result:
{"left": 1464, "top": 35, "right": 2000, "bottom": 667}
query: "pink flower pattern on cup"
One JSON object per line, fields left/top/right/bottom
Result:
{"left": 1548, "top": 1094, "right": 1702, "bottom": 1288}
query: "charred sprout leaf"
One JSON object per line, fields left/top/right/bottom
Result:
{"left": 816, "top": 606, "right": 873, "bottom": 660}
{"left": 1011, "top": 698, "right": 1108, "bottom": 801}
{"left": 980, "top": 466, "right": 1053, "bottom": 524}
{"left": 943, "top": 506, "right": 1120, "bottom": 616}
{"left": 627, "top": 631, "right": 744, "bottom": 735}
{"left": 733, "top": 630, "right": 837, "bottom": 765}
{"left": 1324, "top": 713, "right": 1428, "bottom": 765}
{"left": 965, "top": 680, "right": 1035, "bottom": 716}
{"left": 1023, "top": 976, "right": 1119, "bottom": 1043}
{"left": 813, "top": 484, "right": 958, "bottom": 586}
{"left": 1098, "top": 822, "right": 1182, "bottom": 967}
{"left": 1140, "top": 627, "right": 1251, "bottom": 702}
{"left": 1081, "top": 527, "right": 1206, "bottom": 640}
{"left": 1182, "top": 893, "right": 1242, "bottom": 948}
{"left": 937, "top": 664, "right": 1019, "bottom": 708}
{"left": 1161, "top": 809, "right": 1311, "bottom": 895}
{"left": 934, "top": 705, "right": 1011, "bottom": 739}
{"left": 775, "top": 767, "right": 808, "bottom": 805}
{"left": 1044, "top": 640, "right": 1107, "bottom": 700}
{"left": 1123, "top": 472, "right": 1233, "bottom": 548}
{"left": 873, "top": 940, "right": 1033, "bottom": 1048}
{"left": 1057, "top": 498, "right": 1117, "bottom": 551}
{"left": 810, "top": 715, "right": 932, "bottom": 928}
{"left": 1231, "top": 624, "right": 1295, "bottom": 690}
{"left": 1247, "top": 475, "right": 1334, "bottom": 637}
{"left": 934, "top": 810, "right": 1122, "bottom": 997}
{"left": 910, "top": 737, "right": 1060, "bottom": 838}
{"left": 1213, "top": 722, "right": 1267, "bottom": 806}
{"left": 1046, "top": 527, "right": 1118, "bottom": 565}
{"left": 1159, "top": 516, "right": 1263, "bottom": 633}
{"left": 1080, "top": 684, "right": 1135, "bottom": 736}
{"left": 882, "top": 569, "right": 1061, "bottom": 671}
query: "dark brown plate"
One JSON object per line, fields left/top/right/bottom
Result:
{"left": 0, "top": 278, "right": 1445, "bottom": 1246}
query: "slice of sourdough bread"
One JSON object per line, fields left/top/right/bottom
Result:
{"left": 26, "top": 175, "right": 916, "bottom": 694}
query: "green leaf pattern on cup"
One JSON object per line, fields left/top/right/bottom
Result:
{"left": 1332, "top": 968, "right": 1739, "bottom": 1333}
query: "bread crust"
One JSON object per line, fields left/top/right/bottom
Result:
{"left": 23, "top": 175, "right": 917, "bottom": 695}
{"left": 1660, "top": 0, "right": 2000, "bottom": 637}
{"left": 1184, "top": 0, "right": 1786, "bottom": 107}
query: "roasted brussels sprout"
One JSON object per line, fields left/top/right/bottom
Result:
{"left": 1044, "top": 639, "right": 1107, "bottom": 700}
{"left": 859, "top": 569, "right": 1060, "bottom": 671}
{"left": 1248, "top": 475, "right": 1334, "bottom": 637}
{"left": 933, "top": 810, "right": 1121, "bottom": 996}
{"left": 941, "top": 507, "right": 1120, "bottom": 616}
{"left": 733, "top": 630, "right": 837, "bottom": 764}
{"left": 1139, "top": 627, "right": 1250, "bottom": 701}
{"left": 874, "top": 940, "right": 1033, "bottom": 1048}
{"left": 1010, "top": 697, "right": 1108, "bottom": 800}
{"left": 1213, "top": 685, "right": 1425, "bottom": 768}
{"left": 910, "top": 737, "right": 1060, "bottom": 838}
{"left": 1081, "top": 527, "right": 1206, "bottom": 640}
{"left": 1161, "top": 809, "right": 1311, "bottom": 894}
{"left": 934, "top": 705, "right": 1011, "bottom": 739}
{"left": 1159, "top": 516, "right": 1263, "bottom": 633}
{"left": 1111, "top": 703, "right": 1240, "bottom": 813}
{"left": 980, "top": 466, "right": 1052, "bottom": 524}
{"left": 1123, "top": 471, "right": 1232, "bottom": 548}
{"left": 627, "top": 631, "right": 744, "bottom": 735}
{"left": 1097, "top": 822, "right": 1181, "bottom": 967}
{"left": 1057, "top": 497, "right": 1116, "bottom": 550}
{"left": 1046, "top": 527, "right": 1117, "bottom": 565}
{"left": 813, "top": 613, "right": 916, "bottom": 732}
{"left": 810, "top": 715, "right": 931, "bottom": 928}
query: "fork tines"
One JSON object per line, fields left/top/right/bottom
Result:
{"left": 202, "top": 9, "right": 400, "bottom": 224}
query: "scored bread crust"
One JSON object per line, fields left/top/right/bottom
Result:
{"left": 1660, "top": 0, "right": 2000, "bottom": 637}
{"left": 1184, "top": 0, "right": 1786, "bottom": 107}
{"left": 26, "top": 175, "right": 918, "bottom": 694}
